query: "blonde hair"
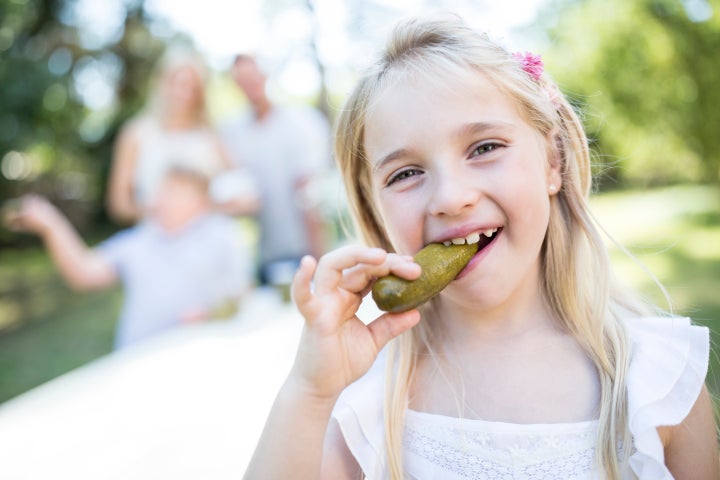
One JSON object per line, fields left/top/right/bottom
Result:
{"left": 335, "top": 15, "right": 652, "bottom": 479}
{"left": 143, "top": 46, "right": 210, "bottom": 126}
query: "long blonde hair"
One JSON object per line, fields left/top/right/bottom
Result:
{"left": 334, "top": 15, "right": 655, "bottom": 479}
{"left": 143, "top": 46, "right": 210, "bottom": 127}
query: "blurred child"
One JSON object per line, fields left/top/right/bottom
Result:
{"left": 4, "top": 163, "right": 254, "bottom": 349}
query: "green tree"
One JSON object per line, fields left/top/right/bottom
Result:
{"left": 542, "top": 0, "right": 720, "bottom": 187}
{"left": 0, "top": 0, "right": 165, "bottom": 246}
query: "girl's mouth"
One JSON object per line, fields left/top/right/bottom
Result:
{"left": 442, "top": 227, "right": 500, "bottom": 252}
{"left": 446, "top": 227, "right": 502, "bottom": 279}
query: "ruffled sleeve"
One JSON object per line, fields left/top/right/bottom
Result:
{"left": 625, "top": 316, "right": 710, "bottom": 479}
{"left": 331, "top": 351, "right": 389, "bottom": 480}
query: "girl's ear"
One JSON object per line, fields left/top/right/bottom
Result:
{"left": 546, "top": 130, "right": 563, "bottom": 195}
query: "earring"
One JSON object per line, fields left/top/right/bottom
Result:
{"left": 549, "top": 184, "right": 557, "bottom": 193}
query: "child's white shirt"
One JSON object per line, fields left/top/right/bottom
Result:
{"left": 97, "top": 214, "right": 252, "bottom": 348}
{"left": 331, "top": 316, "right": 709, "bottom": 479}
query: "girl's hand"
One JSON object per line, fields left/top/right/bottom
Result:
{"left": 289, "top": 245, "right": 421, "bottom": 401}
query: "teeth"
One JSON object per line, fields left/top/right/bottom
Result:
{"left": 443, "top": 228, "right": 498, "bottom": 246}
{"left": 466, "top": 232, "right": 480, "bottom": 244}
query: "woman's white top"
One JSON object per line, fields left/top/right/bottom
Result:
{"left": 331, "top": 316, "right": 709, "bottom": 479}
{"left": 132, "top": 117, "right": 226, "bottom": 206}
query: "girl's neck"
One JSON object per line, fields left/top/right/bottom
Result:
{"left": 412, "top": 279, "right": 600, "bottom": 423}
{"left": 434, "top": 307, "right": 558, "bottom": 358}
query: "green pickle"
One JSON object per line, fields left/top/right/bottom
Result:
{"left": 372, "top": 242, "right": 479, "bottom": 313}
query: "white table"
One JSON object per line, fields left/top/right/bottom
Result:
{"left": 0, "top": 289, "right": 305, "bottom": 479}
{"left": 0, "top": 288, "right": 384, "bottom": 479}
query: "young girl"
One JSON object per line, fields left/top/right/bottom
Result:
{"left": 244, "top": 15, "right": 718, "bottom": 479}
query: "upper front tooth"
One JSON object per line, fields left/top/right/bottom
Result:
{"left": 443, "top": 240, "right": 452, "bottom": 246}
{"left": 466, "top": 232, "right": 480, "bottom": 244}
{"left": 483, "top": 228, "right": 495, "bottom": 237}
{"left": 451, "top": 237, "right": 465, "bottom": 245}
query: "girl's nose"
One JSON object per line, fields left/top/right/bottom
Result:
{"left": 427, "top": 167, "right": 480, "bottom": 217}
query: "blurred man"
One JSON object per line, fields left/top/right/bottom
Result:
{"left": 220, "top": 54, "right": 332, "bottom": 287}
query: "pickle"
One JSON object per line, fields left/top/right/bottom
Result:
{"left": 372, "top": 242, "right": 479, "bottom": 313}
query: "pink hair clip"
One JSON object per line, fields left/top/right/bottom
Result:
{"left": 513, "top": 51, "right": 561, "bottom": 108}
{"left": 513, "top": 51, "right": 544, "bottom": 81}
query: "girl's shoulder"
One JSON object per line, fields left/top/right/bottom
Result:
{"left": 624, "top": 316, "right": 710, "bottom": 475}
{"left": 624, "top": 315, "right": 709, "bottom": 397}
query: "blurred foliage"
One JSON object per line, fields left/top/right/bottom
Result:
{"left": 2, "top": 0, "right": 717, "bottom": 238}
{"left": 0, "top": 0, "right": 166, "bottom": 247}
{"left": 0, "top": 246, "right": 120, "bottom": 402}
{"left": 541, "top": 0, "right": 720, "bottom": 187}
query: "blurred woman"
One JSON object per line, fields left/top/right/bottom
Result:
{"left": 107, "top": 48, "right": 254, "bottom": 224}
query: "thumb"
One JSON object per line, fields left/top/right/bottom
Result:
{"left": 291, "top": 255, "right": 317, "bottom": 317}
{"left": 367, "top": 309, "right": 421, "bottom": 351}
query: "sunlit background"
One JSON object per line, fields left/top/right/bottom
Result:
{"left": 0, "top": 0, "right": 718, "bottom": 475}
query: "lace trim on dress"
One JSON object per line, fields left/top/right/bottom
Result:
{"left": 403, "top": 412, "right": 599, "bottom": 479}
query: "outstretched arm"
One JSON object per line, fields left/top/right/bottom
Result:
{"left": 5, "top": 195, "right": 117, "bottom": 291}
{"left": 243, "top": 247, "right": 421, "bottom": 479}
{"left": 661, "top": 384, "right": 719, "bottom": 479}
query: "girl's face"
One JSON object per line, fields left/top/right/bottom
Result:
{"left": 365, "top": 72, "right": 561, "bottom": 310}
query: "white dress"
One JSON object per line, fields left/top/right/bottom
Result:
{"left": 331, "top": 316, "right": 709, "bottom": 479}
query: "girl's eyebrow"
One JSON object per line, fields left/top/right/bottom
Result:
{"left": 372, "top": 148, "right": 412, "bottom": 172}
{"left": 456, "top": 120, "right": 515, "bottom": 140}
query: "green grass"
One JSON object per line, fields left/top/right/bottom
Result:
{"left": 0, "top": 248, "right": 121, "bottom": 402}
{"left": 590, "top": 184, "right": 720, "bottom": 399}
{"left": 0, "top": 290, "right": 120, "bottom": 402}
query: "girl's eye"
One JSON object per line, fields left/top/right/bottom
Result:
{"left": 387, "top": 168, "right": 422, "bottom": 186}
{"left": 471, "top": 142, "right": 502, "bottom": 157}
